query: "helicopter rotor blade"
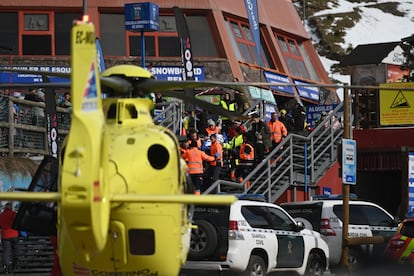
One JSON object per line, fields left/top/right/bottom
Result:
{"left": 161, "top": 90, "right": 249, "bottom": 120}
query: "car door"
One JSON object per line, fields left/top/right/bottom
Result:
{"left": 268, "top": 206, "right": 305, "bottom": 268}
{"left": 361, "top": 204, "right": 398, "bottom": 256}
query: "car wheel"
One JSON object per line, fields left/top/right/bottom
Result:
{"left": 188, "top": 219, "right": 218, "bottom": 259}
{"left": 305, "top": 252, "right": 324, "bottom": 276}
{"left": 242, "top": 255, "right": 266, "bottom": 276}
{"left": 348, "top": 248, "right": 362, "bottom": 272}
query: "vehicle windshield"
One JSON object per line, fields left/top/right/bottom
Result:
{"left": 400, "top": 221, "right": 414, "bottom": 238}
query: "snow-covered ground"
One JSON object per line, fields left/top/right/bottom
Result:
{"left": 309, "top": 0, "right": 414, "bottom": 100}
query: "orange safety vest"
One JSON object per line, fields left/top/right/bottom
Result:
{"left": 239, "top": 143, "right": 255, "bottom": 166}
{"left": 267, "top": 120, "right": 288, "bottom": 144}
{"left": 205, "top": 127, "right": 220, "bottom": 137}
{"left": 182, "top": 147, "right": 215, "bottom": 174}
{"left": 209, "top": 141, "right": 223, "bottom": 167}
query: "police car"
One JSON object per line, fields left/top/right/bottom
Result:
{"left": 183, "top": 195, "right": 329, "bottom": 275}
{"left": 384, "top": 216, "right": 414, "bottom": 264}
{"left": 281, "top": 195, "right": 398, "bottom": 271}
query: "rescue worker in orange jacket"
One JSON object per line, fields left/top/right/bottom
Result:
{"left": 182, "top": 140, "right": 216, "bottom": 194}
{"left": 0, "top": 203, "right": 19, "bottom": 273}
{"left": 205, "top": 134, "right": 223, "bottom": 192}
{"left": 267, "top": 112, "right": 288, "bottom": 150}
{"left": 235, "top": 133, "right": 255, "bottom": 187}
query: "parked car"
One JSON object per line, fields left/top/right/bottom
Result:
{"left": 281, "top": 195, "right": 398, "bottom": 271}
{"left": 182, "top": 195, "right": 329, "bottom": 275}
{"left": 384, "top": 216, "right": 414, "bottom": 264}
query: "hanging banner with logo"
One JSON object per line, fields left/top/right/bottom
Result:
{"left": 244, "top": 0, "right": 261, "bottom": 63}
{"left": 95, "top": 38, "right": 106, "bottom": 73}
{"left": 263, "top": 71, "right": 294, "bottom": 95}
{"left": 173, "top": 6, "right": 194, "bottom": 81}
{"left": 174, "top": 6, "right": 195, "bottom": 113}
{"left": 293, "top": 79, "right": 320, "bottom": 101}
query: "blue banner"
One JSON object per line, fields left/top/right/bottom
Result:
{"left": 244, "top": 0, "right": 261, "bottom": 64}
{"left": 293, "top": 79, "right": 320, "bottom": 101}
{"left": 148, "top": 66, "right": 204, "bottom": 81}
{"left": 263, "top": 71, "right": 294, "bottom": 94}
{"left": 409, "top": 152, "right": 414, "bottom": 213}
{"left": 0, "top": 66, "right": 69, "bottom": 83}
{"left": 95, "top": 38, "right": 106, "bottom": 73}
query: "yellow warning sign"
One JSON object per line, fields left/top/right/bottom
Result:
{"left": 380, "top": 82, "right": 414, "bottom": 125}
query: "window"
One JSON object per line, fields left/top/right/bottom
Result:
{"left": 401, "top": 221, "right": 414, "bottom": 238}
{"left": 0, "top": 12, "right": 18, "bottom": 55}
{"left": 55, "top": 13, "right": 82, "bottom": 55}
{"left": 100, "top": 14, "right": 126, "bottom": 56}
{"left": 0, "top": 11, "right": 80, "bottom": 56}
{"left": 242, "top": 206, "right": 272, "bottom": 229}
{"left": 267, "top": 207, "right": 295, "bottom": 231}
{"left": 101, "top": 13, "right": 218, "bottom": 58}
{"left": 277, "top": 35, "right": 311, "bottom": 80}
{"left": 334, "top": 204, "right": 393, "bottom": 226}
{"left": 21, "top": 12, "right": 54, "bottom": 55}
{"left": 225, "top": 17, "right": 273, "bottom": 68}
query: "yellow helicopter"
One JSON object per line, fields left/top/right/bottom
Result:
{"left": 0, "top": 18, "right": 244, "bottom": 275}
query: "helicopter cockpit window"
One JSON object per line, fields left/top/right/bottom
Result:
{"left": 125, "top": 104, "right": 138, "bottom": 119}
{"left": 107, "top": 103, "right": 117, "bottom": 119}
{"left": 129, "top": 229, "right": 155, "bottom": 255}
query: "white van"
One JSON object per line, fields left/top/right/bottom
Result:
{"left": 281, "top": 196, "right": 398, "bottom": 271}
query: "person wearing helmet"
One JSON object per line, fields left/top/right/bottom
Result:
{"left": 279, "top": 108, "right": 294, "bottom": 131}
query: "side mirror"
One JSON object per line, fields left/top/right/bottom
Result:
{"left": 296, "top": 220, "right": 305, "bottom": 231}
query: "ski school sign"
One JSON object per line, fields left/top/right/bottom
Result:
{"left": 0, "top": 66, "right": 69, "bottom": 83}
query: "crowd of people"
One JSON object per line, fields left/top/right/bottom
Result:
{"left": 177, "top": 93, "right": 314, "bottom": 194}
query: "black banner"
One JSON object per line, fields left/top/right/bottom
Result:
{"left": 174, "top": 6, "right": 196, "bottom": 115}
{"left": 42, "top": 75, "right": 59, "bottom": 158}
{"left": 173, "top": 6, "right": 194, "bottom": 81}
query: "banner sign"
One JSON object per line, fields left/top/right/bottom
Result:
{"left": 409, "top": 152, "right": 414, "bottom": 213}
{"left": 0, "top": 66, "right": 68, "bottom": 83}
{"left": 247, "top": 86, "right": 276, "bottom": 105}
{"left": 293, "top": 79, "right": 320, "bottom": 101}
{"left": 263, "top": 71, "right": 294, "bottom": 94}
{"left": 148, "top": 66, "right": 204, "bottom": 81}
{"left": 95, "top": 38, "right": 106, "bottom": 73}
{"left": 244, "top": 0, "right": 261, "bottom": 63}
{"left": 124, "top": 2, "right": 159, "bottom": 32}
{"left": 306, "top": 104, "right": 343, "bottom": 128}
{"left": 174, "top": 6, "right": 194, "bottom": 81}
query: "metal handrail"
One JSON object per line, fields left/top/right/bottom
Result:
{"left": 206, "top": 102, "right": 344, "bottom": 203}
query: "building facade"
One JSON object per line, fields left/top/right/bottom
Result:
{"left": 0, "top": 0, "right": 338, "bottom": 107}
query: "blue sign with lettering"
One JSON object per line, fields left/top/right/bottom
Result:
{"left": 293, "top": 79, "right": 320, "bottom": 101}
{"left": 0, "top": 66, "right": 69, "bottom": 83}
{"left": 342, "top": 139, "right": 357, "bottom": 185}
{"left": 125, "top": 2, "right": 159, "bottom": 32}
{"left": 408, "top": 152, "right": 414, "bottom": 213}
{"left": 263, "top": 71, "right": 294, "bottom": 94}
{"left": 148, "top": 66, "right": 204, "bottom": 81}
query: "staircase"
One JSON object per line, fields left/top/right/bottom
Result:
{"left": 204, "top": 103, "right": 344, "bottom": 203}
{"left": 153, "top": 100, "right": 344, "bottom": 203}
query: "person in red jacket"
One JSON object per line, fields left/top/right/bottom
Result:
{"left": 0, "top": 202, "right": 19, "bottom": 273}
{"left": 182, "top": 140, "right": 216, "bottom": 195}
